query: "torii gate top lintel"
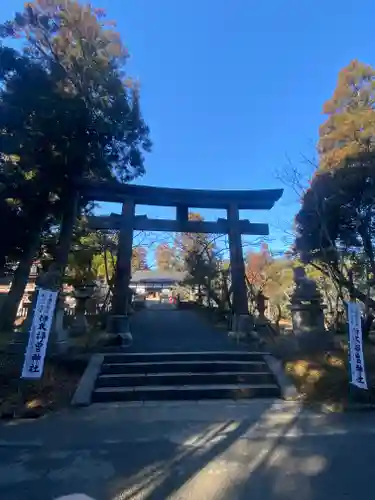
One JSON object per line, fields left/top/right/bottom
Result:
{"left": 79, "top": 180, "right": 283, "bottom": 210}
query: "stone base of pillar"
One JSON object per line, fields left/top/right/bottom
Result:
{"left": 51, "top": 305, "right": 69, "bottom": 355}
{"left": 229, "top": 314, "right": 258, "bottom": 341}
{"left": 255, "top": 315, "right": 268, "bottom": 326}
{"left": 49, "top": 340, "right": 69, "bottom": 356}
{"left": 70, "top": 312, "right": 89, "bottom": 337}
{"left": 105, "top": 314, "right": 133, "bottom": 347}
{"left": 233, "top": 314, "right": 254, "bottom": 333}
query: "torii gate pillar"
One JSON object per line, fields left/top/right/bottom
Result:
{"left": 106, "top": 199, "right": 135, "bottom": 345}
{"left": 227, "top": 203, "right": 249, "bottom": 316}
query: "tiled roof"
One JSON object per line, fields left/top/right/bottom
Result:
{"left": 131, "top": 270, "right": 187, "bottom": 283}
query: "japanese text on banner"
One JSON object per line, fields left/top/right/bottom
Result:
{"left": 21, "top": 288, "right": 58, "bottom": 380}
{"left": 347, "top": 301, "right": 367, "bottom": 390}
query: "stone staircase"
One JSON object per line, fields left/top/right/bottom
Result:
{"left": 91, "top": 351, "right": 281, "bottom": 402}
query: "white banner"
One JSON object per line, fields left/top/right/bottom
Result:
{"left": 347, "top": 301, "right": 368, "bottom": 390}
{"left": 21, "top": 288, "right": 58, "bottom": 380}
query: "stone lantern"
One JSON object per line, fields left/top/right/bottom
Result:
{"left": 290, "top": 267, "right": 333, "bottom": 351}
{"left": 71, "top": 282, "right": 96, "bottom": 336}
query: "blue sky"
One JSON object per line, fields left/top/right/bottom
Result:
{"left": 2, "top": 0, "right": 375, "bottom": 259}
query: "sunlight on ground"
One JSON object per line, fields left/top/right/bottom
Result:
{"left": 327, "top": 355, "right": 345, "bottom": 367}
{"left": 112, "top": 421, "right": 241, "bottom": 500}
{"left": 306, "top": 369, "right": 322, "bottom": 384}
{"left": 25, "top": 398, "right": 42, "bottom": 409}
{"left": 55, "top": 495, "right": 96, "bottom": 500}
{"left": 287, "top": 360, "right": 310, "bottom": 377}
{"left": 284, "top": 354, "right": 349, "bottom": 403}
{"left": 111, "top": 401, "right": 328, "bottom": 500}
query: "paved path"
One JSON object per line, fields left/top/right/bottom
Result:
{"left": 3, "top": 308, "right": 372, "bottom": 499}
{"left": 1, "top": 401, "right": 375, "bottom": 499}
{"left": 129, "top": 304, "right": 251, "bottom": 353}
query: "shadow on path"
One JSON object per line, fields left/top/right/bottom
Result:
{"left": 2, "top": 401, "right": 375, "bottom": 499}
{"left": 109, "top": 401, "right": 301, "bottom": 500}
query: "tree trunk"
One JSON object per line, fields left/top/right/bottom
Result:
{"left": 275, "top": 304, "right": 282, "bottom": 331}
{"left": 358, "top": 216, "right": 375, "bottom": 280}
{"left": 0, "top": 229, "right": 41, "bottom": 331}
{"left": 362, "top": 313, "right": 374, "bottom": 342}
{"left": 204, "top": 285, "right": 222, "bottom": 309}
{"left": 0, "top": 255, "right": 6, "bottom": 276}
{"left": 222, "top": 274, "right": 232, "bottom": 310}
{"left": 0, "top": 189, "right": 78, "bottom": 332}
{"left": 53, "top": 191, "right": 79, "bottom": 274}
{"left": 197, "top": 284, "right": 202, "bottom": 305}
{"left": 333, "top": 295, "right": 342, "bottom": 331}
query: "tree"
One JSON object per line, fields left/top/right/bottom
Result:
{"left": 296, "top": 158, "right": 375, "bottom": 308}
{"left": 178, "top": 213, "right": 207, "bottom": 252}
{"left": 0, "top": 1, "right": 151, "bottom": 329}
{"left": 183, "top": 245, "right": 222, "bottom": 307}
{"left": 262, "top": 258, "right": 294, "bottom": 327}
{"left": 0, "top": 48, "right": 84, "bottom": 328}
{"left": 92, "top": 250, "right": 116, "bottom": 282}
{"left": 295, "top": 60, "right": 375, "bottom": 337}
{"left": 245, "top": 243, "right": 272, "bottom": 294}
{"left": 0, "top": 193, "right": 32, "bottom": 275}
{"left": 245, "top": 243, "right": 293, "bottom": 322}
{"left": 132, "top": 246, "right": 148, "bottom": 272}
{"left": 318, "top": 60, "right": 375, "bottom": 172}
{"left": 175, "top": 212, "right": 215, "bottom": 269}
{"left": 178, "top": 213, "right": 222, "bottom": 306}
{"left": 155, "top": 243, "right": 175, "bottom": 271}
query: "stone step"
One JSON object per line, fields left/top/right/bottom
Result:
{"left": 96, "top": 371, "right": 277, "bottom": 388}
{"left": 92, "top": 383, "right": 281, "bottom": 403}
{"left": 103, "top": 351, "right": 269, "bottom": 364}
{"left": 101, "top": 360, "right": 268, "bottom": 375}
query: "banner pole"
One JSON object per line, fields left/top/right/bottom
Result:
{"left": 347, "top": 298, "right": 368, "bottom": 405}
{"left": 346, "top": 299, "right": 354, "bottom": 405}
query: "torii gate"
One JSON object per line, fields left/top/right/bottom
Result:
{"left": 79, "top": 180, "right": 282, "bottom": 337}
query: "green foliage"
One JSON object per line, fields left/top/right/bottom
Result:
{"left": 66, "top": 227, "right": 149, "bottom": 286}
{"left": 0, "top": 1, "right": 151, "bottom": 268}
{"left": 296, "top": 155, "right": 375, "bottom": 263}
{"left": 184, "top": 246, "right": 220, "bottom": 288}
{"left": 0, "top": 46, "right": 77, "bottom": 266}
{"left": 92, "top": 251, "right": 116, "bottom": 280}
{"left": 64, "top": 228, "right": 101, "bottom": 286}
